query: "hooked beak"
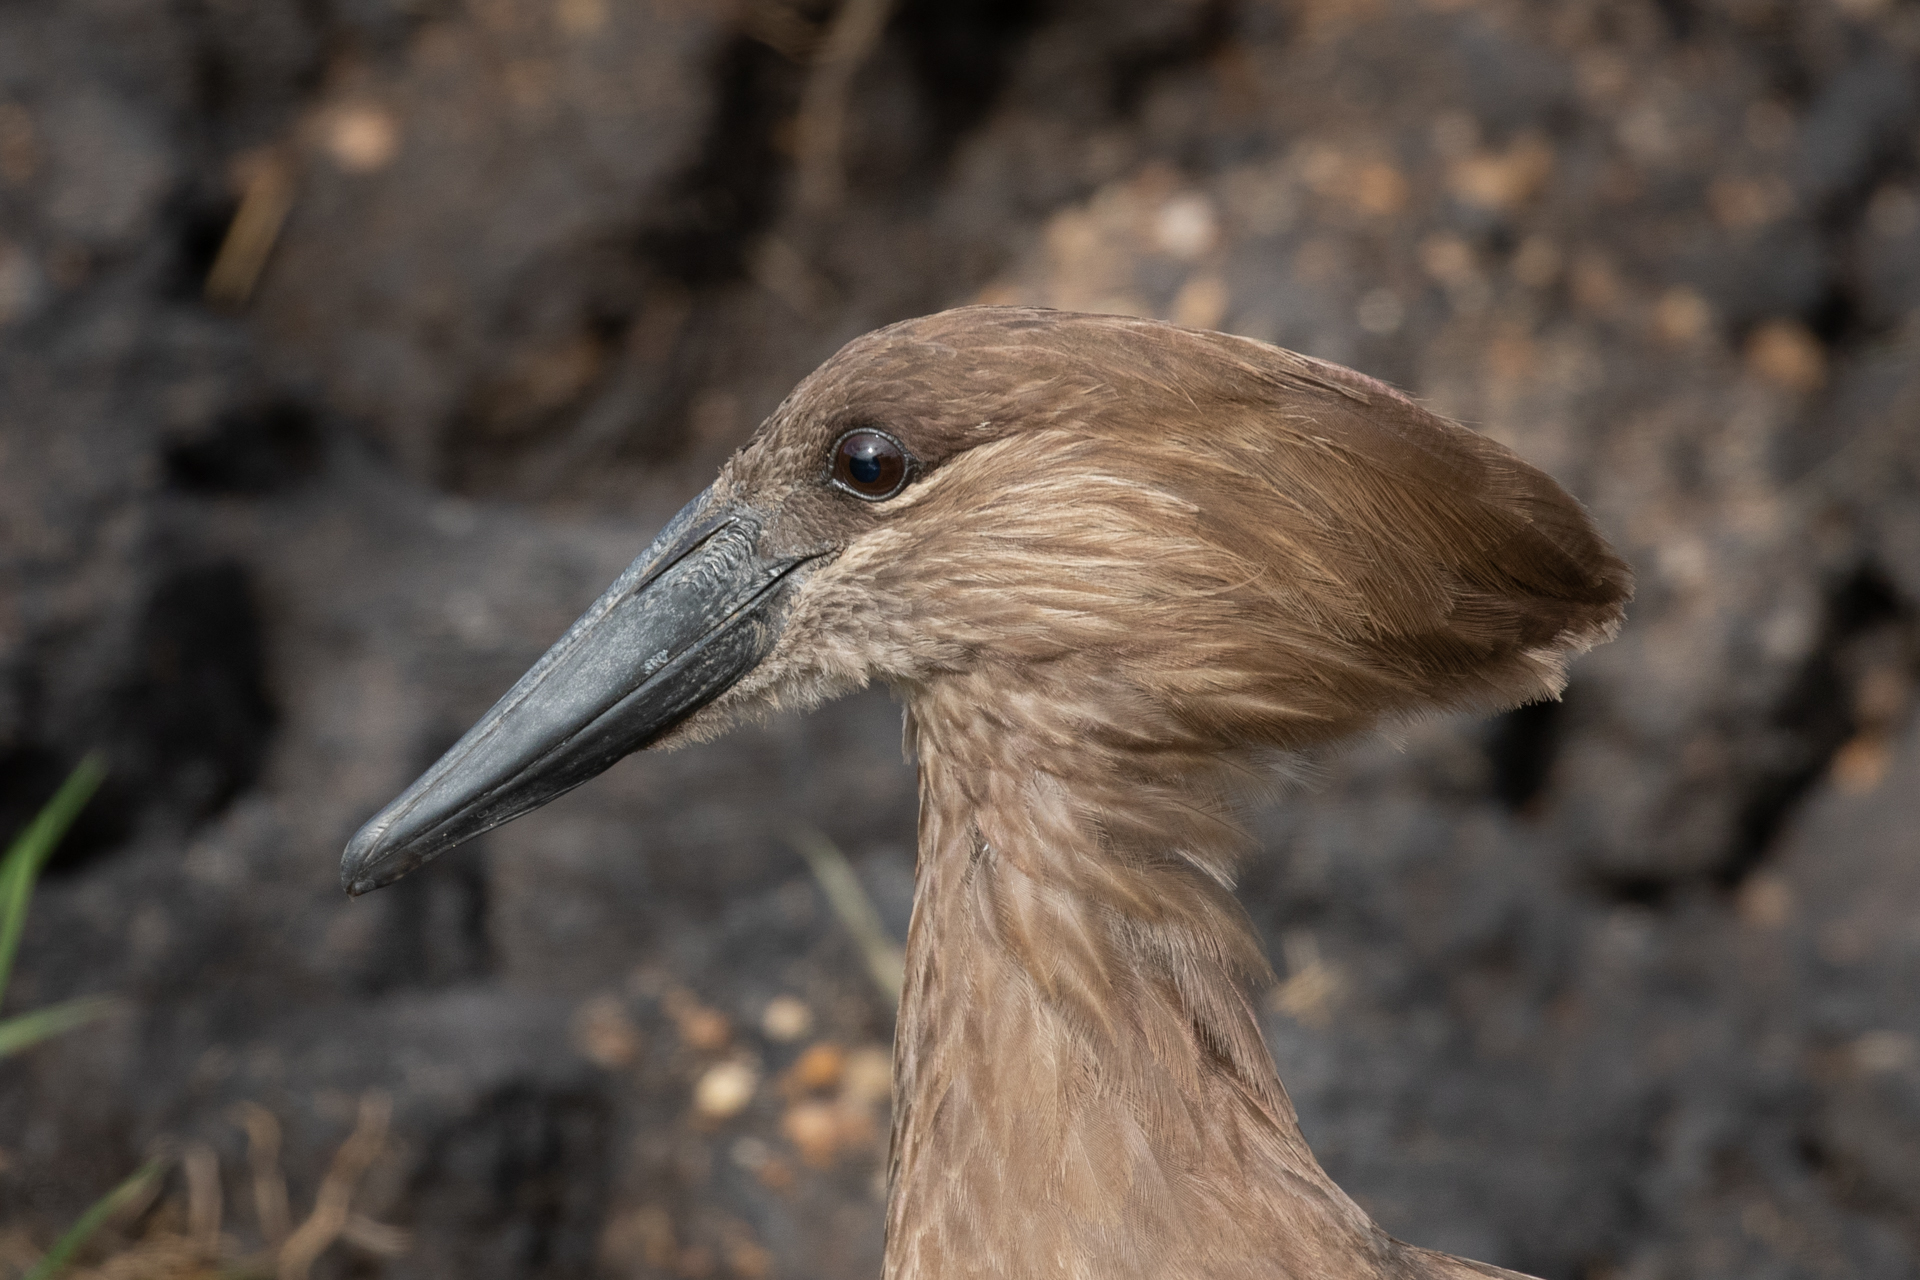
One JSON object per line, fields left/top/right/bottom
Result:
{"left": 340, "top": 487, "right": 813, "bottom": 895}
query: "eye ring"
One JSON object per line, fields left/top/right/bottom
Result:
{"left": 828, "top": 428, "right": 914, "bottom": 501}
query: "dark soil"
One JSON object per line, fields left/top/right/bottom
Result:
{"left": 3, "top": 0, "right": 1918, "bottom": 1276}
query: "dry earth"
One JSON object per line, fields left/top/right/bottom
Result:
{"left": 2, "top": 0, "right": 1918, "bottom": 1277}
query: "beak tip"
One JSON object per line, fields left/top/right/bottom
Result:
{"left": 340, "top": 858, "right": 393, "bottom": 897}
{"left": 340, "top": 817, "right": 395, "bottom": 896}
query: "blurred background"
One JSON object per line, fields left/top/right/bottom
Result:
{"left": 2, "top": 0, "right": 1918, "bottom": 1276}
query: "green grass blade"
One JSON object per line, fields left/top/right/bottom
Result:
{"left": 0, "top": 754, "right": 106, "bottom": 1004}
{"left": 22, "top": 1159, "right": 163, "bottom": 1280}
{"left": 0, "top": 995, "right": 122, "bottom": 1059}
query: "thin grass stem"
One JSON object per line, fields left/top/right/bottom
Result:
{"left": 0, "top": 995, "right": 122, "bottom": 1059}
{"left": 0, "top": 754, "right": 107, "bottom": 1005}
{"left": 22, "top": 1160, "right": 163, "bottom": 1280}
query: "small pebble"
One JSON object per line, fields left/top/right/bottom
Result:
{"left": 727, "top": 1240, "right": 773, "bottom": 1279}
{"left": 842, "top": 1045, "right": 893, "bottom": 1107}
{"left": 760, "top": 995, "right": 813, "bottom": 1042}
{"left": 668, "top": 990, "right": 733, "bottom": 1052}
{"left": 785, "top": 1043, "right": 845, "bottom": 1095}
{"left": 693, "top": 1061, "right": 758, "bottom": 1120}
{"left": 323, "top": 104, "right": 400, "bottom": 173}
{"left": 571, "top": 994, "right": 643, "bottom": 1069}
{"left": 781, "top": 1101, "right": 842, "bottom": 1167}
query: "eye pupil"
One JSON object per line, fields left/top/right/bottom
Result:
{"left": 831, "top": 430, "right": 910, "bottom": 500}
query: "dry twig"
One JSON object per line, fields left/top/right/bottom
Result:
{"left": 794, "top": 0, "right": 895, "bottom": 212}
{"left": 232, "top": 1102, "right": 290, "bottom": 1250}
{"left": 275, "top": 1091, "right": 393, "bottom": 1280}
{"left": 205, "top": 151, "right": 294, "bottom": 308}
{"left": 791, "top": 828, "right": 904, "bottom": 1001}
{"left": 740, "top": 0, "right": 819, "bottom": 61}
{"left": 182, "top": 1144, "right": 220, "bottom": 1254}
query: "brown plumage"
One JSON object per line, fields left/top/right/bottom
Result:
{"left": 344, "top": 306, "right": 1631, "bottom": 1279}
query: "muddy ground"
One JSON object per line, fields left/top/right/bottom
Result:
{"left": 2, "top": 0, "right": 1919, "bottom": 1276}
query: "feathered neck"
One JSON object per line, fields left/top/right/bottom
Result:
{"left": 882, "top": 670, "right": 1527, "bottom": 1280}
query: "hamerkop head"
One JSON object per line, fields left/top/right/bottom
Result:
{"left": 344, "top": 306, "right": 1630, "bottom": 1279}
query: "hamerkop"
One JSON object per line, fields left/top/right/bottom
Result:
{"left": 344, "top": 306, "right": 1630, "bottom": 1279}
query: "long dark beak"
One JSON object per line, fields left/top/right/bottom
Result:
{"left": 340, "top": 488, "right": 812, "bottom": 895}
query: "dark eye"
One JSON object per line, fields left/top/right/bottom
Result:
{"left": 830, "top": 429, "right": 911, "bottom": 500}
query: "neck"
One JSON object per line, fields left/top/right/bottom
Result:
{"left": 883, "top": 673, "right": 1527, "bottom": 1280}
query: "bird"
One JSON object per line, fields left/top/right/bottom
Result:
{"left": 343, "top": 306, "right": 1631, "bottom": 1280}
